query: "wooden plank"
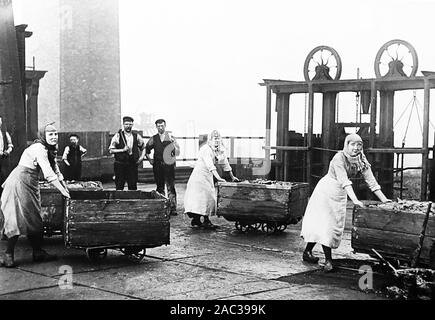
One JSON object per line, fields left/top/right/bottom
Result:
{"left": 218, "top": 181, "right": 308, "bottom": 191}
{"left": 352, "top": 227, "right": 435, "bottom": 265}
{"left": 41, "top": 206, "right": 64, "bottom": 231}
{"left": 69, "top": 190, "right": 158, "bottom": 200}
{"left": 40, "top": 192, "right": 64, "bottom": 206}
{"left": 353, "top": 206, "right": 435, "bottom": 238}
{"left": 67, "top": 222, "right": 170, "bottom": 248}
{"left": 217, "top": 198, "right": 289, "bottom": 222}
{"left": 218, "top": 186, "right": 291, "bottom": 203}
{"left": 217, "top": 182, "right": 308, "bottom": 223}
{"left": 65, "top": 195, "right": 170, "bottom": 248}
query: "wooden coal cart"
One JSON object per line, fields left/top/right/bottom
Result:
{"left": 217, "top": 180, "right": 309, "bottom": 233}
{"left": 40, "top": 181, "right": 103, "bottom": 236}
{"left": 352, "top": 200, "right": 435, "bottom": 267}
{"left": 64, "top": 190, "right": 170, "bottom": 262}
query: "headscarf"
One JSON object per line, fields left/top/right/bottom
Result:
{"left": 34, "top": 123, "right": 58, "bottom": 171}
{"left": 341, "top": 133, "right": 370, "bottom": 173}
{"left": 207, "top": 130, "right": 226, "bottom": 162}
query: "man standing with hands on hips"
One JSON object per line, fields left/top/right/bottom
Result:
{"left": 109, "top": 116, "right": 146, "bottom": 190}
{"left": 145, "top": 119, "right": 180, "bottom": 216}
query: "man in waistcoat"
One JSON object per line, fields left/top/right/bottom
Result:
{"left": 145, "top": 119, "right": 180, "bottom": 215}
{"left": 0, "top": 116, "right": 14, "bottom": 196}
{"left": 109, "top": 116, "right": 146, "bottom": 190}
{"left": 62, "top": 134, "right": 87, "bottom": 181}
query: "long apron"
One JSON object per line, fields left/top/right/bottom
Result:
{"left": 184, "top": 164, "right": 216, "bottom": 217}
{"left": 300, "top": 175, "right": 347, "bottom": 249}
{"left": 0, "top": 166, "right": 42, "bottom": 238}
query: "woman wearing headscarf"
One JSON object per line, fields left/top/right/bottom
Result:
{"left": 184, "top": 130, "right": 239, "bottom": 229}
{"left": 300, "top": 133, "right": 390, "bottom": 272}
{"left": 0, "top": 124, "right": 70, "bottom": 268}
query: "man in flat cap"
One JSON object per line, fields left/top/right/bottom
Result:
{"left": 145, "top": 119, "right": 180, "bottom": 215}
{"left": 109, "top": 116, "right": 146, "bottom": 190}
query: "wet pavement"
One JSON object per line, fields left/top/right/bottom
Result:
{"left": 0, "top": 182, "right": 391, "bottom": 300}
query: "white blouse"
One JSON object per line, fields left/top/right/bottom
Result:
{"left": 199, "top": 144, "right": 232, "bottom": 172}
{"left": 18, "top": 143, "right": 64, "bottom": 183}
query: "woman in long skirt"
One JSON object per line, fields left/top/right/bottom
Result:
{"left": 184, "top": 130, "right": 239, "bottom": 229}
{"left": 300, "top": 133, "right": 390, "bottom": 272}
{"left": 0, "top": 124, "right": 70, "bottom": 268}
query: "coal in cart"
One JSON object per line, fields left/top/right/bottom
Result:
{"left": 40, "top": 181, "right": 104, "bottom": 237}
{"left": 217, "top": 180, "right": 309, "bottom": 233}
{"left": 64, "top": 190, "right": 170, "bottom": 262}
{"left": 352, "top": 200, "right": 435, "bottom": 268}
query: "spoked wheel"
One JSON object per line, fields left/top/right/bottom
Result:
{"left": 235, "top": 221, "right": 250, "bottom": 232}
{"left": 250, "top": 223, "right": 262, "bottom": 231}
{"left": 275, "top": 224, "right": 288, "bottom": 232}
{"left": 303, "top": 45, "right": 342, "bottom": 81}
{"left": 374, "top": 39, "right": 418, "bottom": 78}
{"left": 85, "top": 248, "right": 108, "bottom": 261}
{"left": 120, "top": 247, "right": 147, "bottom": 263}
{"left": 261, "top": 222, "right": 277, "bottom": 234}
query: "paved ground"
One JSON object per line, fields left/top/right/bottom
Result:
{"left": 0, "top": 182, "right": 392, "bottom": 301}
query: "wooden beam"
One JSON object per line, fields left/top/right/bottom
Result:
{"left": 262, "top": 77, "right": 435, "bottom": 94}
{"left": 321, "top": 92, "right": 337, "bottom": 176}
{"left": 366, "top": 148, "right": 426, "bottom": 154}
{"left": 369, "top": 81, "right": 377, "bottom": 148}
{"left": 263, "top": 146, "right": 310, "bottom": 151}
{"left": 379, "top": 90, "right": 395, "bottom": 198}
{"left": 307, "top": 84, "right": 314, "bottom": 187}
{"left": 421, "top": 79, "right": 430, "bottom": 200}
{"left": 275, "top": 93, "right": 289, "bottom": 180}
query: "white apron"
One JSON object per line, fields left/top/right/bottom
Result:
{"left": 300, "top": 175, "right": 348, "bottom": 249}
{"left": 184, "top": 146, "right": 217, "bottom": 216}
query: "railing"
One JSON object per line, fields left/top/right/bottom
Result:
{"left": 142, "top": 135, "right": 266, "bottom": 167}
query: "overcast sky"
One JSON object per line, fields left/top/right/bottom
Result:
{"left": 12, "top": 0, "right": 435, "bottom": 157}
{"left": 118, "top": 0, "right": 435, "bottom": 147}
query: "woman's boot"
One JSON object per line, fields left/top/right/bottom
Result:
{"left": 28, "top": 233, "right": 57, "bottom": 262}
{"left": 201, "top": 216, "right": 219, "bottom": 230}
{"left": 302, "top": 242, "right": 319, "bottom": 264}
{"left": 0, "top": 235, "right": 18, "bottom": 268}
{"left": 322, "top": 245, "right": 334, "bottom": 272}
{"left": 190, "top": 213, "right": 202, "bottom": 227}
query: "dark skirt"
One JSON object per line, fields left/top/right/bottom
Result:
{"left": 0, "top": 165, "right": 41, "bottom": 237}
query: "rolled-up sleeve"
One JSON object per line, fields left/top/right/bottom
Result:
{"left": 200, "top": 146, "right": 216, "bottom": 172}
{"left": 62, "top": 146, "right": 69, "bottom": 160}
{"left": 331, "top": 155, "right": 352, "bottom": 188}
{"left": 35, "top": 146, "right": 59, "bottom": 183}
{"left": 362, "top": 167, "right": 381, "bottom": 192}
{"left": 6, "top": 132, "right": 13, "bottom": 149}
{"left": 145, "top": 137, "right": 154, "bottom": 155}
{"left": 108, "top": 133, "right": 119, "bottom": 151}
{"left": 137, "top": 134, "right": 146, "bottom": 151}
{"left": 217, "top": 150, "right": 232, "bottom": 172}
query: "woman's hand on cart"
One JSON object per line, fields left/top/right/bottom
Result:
{"left": 353, "top": 200, "right": 365, "bottom": 208}
{"left": 232, "top": 176, "right": 241, "bottom": 182}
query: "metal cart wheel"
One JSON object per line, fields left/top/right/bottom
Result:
{"left": 261, "top": 222, "right": 277, "bottom": 234}
{"left": 235, "top": 221, "right": 250, "bottom": 232}
{"left": 250, "top": 223, "right": 262, "bottom": 230}
{"left": 275, "top": 224, "right": 288, "bottom": 232}
{"left": 120, "top": 247, "right": 147, "bottom": 263}
{"left": 374, "top": 39, "right": 418, "bottom": 78}
{"left": 303, "top": 45, "right": 342, "bottom": 81}
{"left": 85, "top": 248, "right": 108, "bottom": 261}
